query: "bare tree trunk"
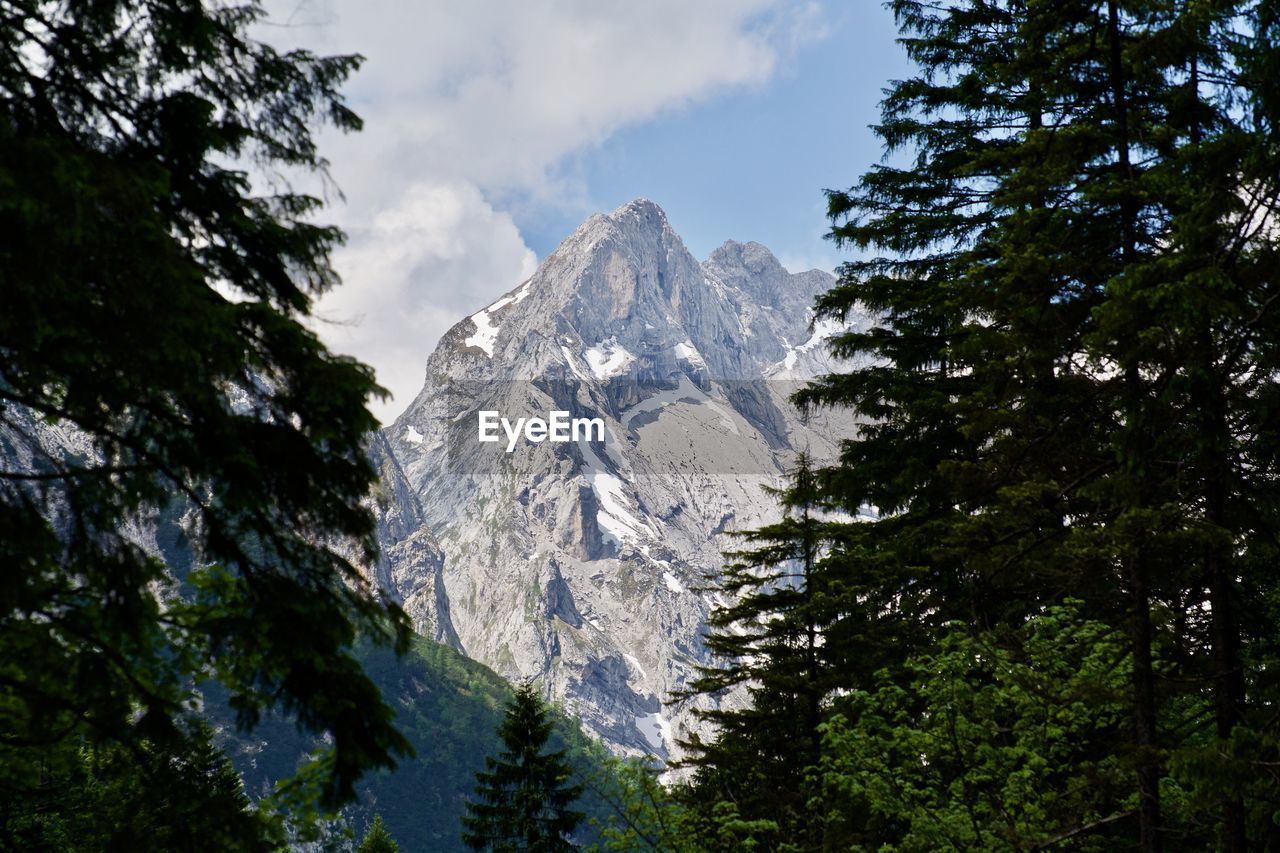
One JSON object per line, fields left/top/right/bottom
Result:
{"left": 1108, "top": 4, "right": 1161, "bottom": 849}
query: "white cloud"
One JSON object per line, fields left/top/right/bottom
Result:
{"left": 259, "top": 0, "right": 827, "bottom": 421}
{"left": 313, "top": 182, "right": 536, "bottom": 422}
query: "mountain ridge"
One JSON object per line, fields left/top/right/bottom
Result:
{"left": 372, "top": 199, "right": 861, "bottom": 758}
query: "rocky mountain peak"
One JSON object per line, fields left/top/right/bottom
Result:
{"left": 705, "top": 238, "right": 828, "bottom": 319}
{"left": 377, "top": 201, "right": 861, "bottom": 760}
{"left": 552, "top": 198, "right": 675, "bottom": 262}
{"left": 423, "top": 199, "right": 705, "bottom": 377}
{"left": 602, "top": 196, "right": 670, "bottom": 232}
{"left": 707, "top": 239, "right": 788, "bottom": 283}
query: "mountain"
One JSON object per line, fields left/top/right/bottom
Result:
{"left": 375, "top": 199, "right": 864, "bottom": 758}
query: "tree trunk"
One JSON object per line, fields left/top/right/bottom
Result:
{"left": 1129, "top": 554, "right": 1163, "bottom": 853}
{"left": 1188, "top": 44, "right": 1247, "bottom": 849}
{"left": 1108, "top": 4, "right": 1161, "bottom": 849}
{"left": 1200, "top": 342, "right": 1245, "bottom": 851}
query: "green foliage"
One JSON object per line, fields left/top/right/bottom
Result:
{"left": 586, "top": 763, "right": 781, "bottom": 853}
{"left": 221, "top": 638, "right": 614, "bottom": 852}
{"left": 359, "top": 814, "right": 399, "bottom": 853}
{"left": 681, "top": 1, "right": 1280, "bottom": 848}
{"left": 0, "top": 0, "right": 410, "bottom": 840}
{"left": 462, "top": 682, "right": 585, "bottom": 851}
{"left": 676, "top": 455, "right": 836, "bottom": 847}
{"left": 822, "top": 604, "right": 1138, "bottom": 851}
{"left": 347, "top": 640, "right": 534, "bottom": 851}
{"left": 585, "top": 757, "right": 697, "bottom": 853}
{"left": 0, "top": 721, "right": 283, "bottom": 851}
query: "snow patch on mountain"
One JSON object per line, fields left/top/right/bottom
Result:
{"left": 463, "top": 311, "right": 499, "bottom": 356}
{"left": 583, "top": 337, "right": 635, "bottom": 380}
{"left": 561, "top": 345, "right": 590, "bottom": 381}
{"left": 463, "top": 279, "right": 532, "bottom": 356}
{"left": 635, "top": 712, "right": 672, "bottom": 754}
{"left": 770, "top": 316, "right": 865, "bottom": 379}
{"left": 580, "top": 440, "right": 647, "bottom": 547}
{"left": 673, "top": 339, "right": 705, "bottom": 366}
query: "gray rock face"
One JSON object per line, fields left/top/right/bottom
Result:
{"left": 374, "top": 199, "right": 864, "bottom": 758}
{"left": 366, "top": 433, "right": 460, "bottom": 650}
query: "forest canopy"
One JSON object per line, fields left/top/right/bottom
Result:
{"left": 675, "top": 2, "right": 1280, "bottom": 850}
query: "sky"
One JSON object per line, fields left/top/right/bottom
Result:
{"left": 258, "top": 1, "right": 910, "bottom": 422}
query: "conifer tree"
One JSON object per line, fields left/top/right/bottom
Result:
{"left": 794, "top": 1, "right": 1280, "bottom": 848}
{"left": 0, "top": 0, "right": 410, "bottom": 837}
{"left": 677, "top": 454, "right": 837, "bottom": 847}
{"left": 462, "top": 683, "right": 584, "bottom": 852}
{"left": 672, "top": 1, "right": 1280, "bottom": 849}
{"left": 358, "top": 815, "right": 399, "bottom": 853}
{"left": 1, "top": 721, "right": 282, "bottom": 850}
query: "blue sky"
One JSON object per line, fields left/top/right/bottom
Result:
{"left": 516, "top": 4, "right": 909, "bottom": 270}
{"left": 271, "top": 1, "right": 912, "bottom": 420}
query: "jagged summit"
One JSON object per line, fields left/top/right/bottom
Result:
{"left": 707, "top": 238, "right": 786, "bottom": 272}
{"left": 539, "top": 197, "right": 677, "bottom": 270}
{"left": 428, "top": 198, "right": 831, "bottom": 388}
{"left": 375, "top": 202, "right": 862, "bottom": 759}
{"left": 439, "top": 203, "right": 834, "bottom": 374}
{"left": 605, "top": 196, "right": 669, "bottom": 227}
{"left": 426, "top": 198, "right": 693, "bottom": 371}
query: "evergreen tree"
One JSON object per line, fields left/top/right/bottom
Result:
{"left": 462, "top": 683, "right": 584, "bottom": 852}
{"left": 358, "top": 815, "right": 399, "bottom": 853}
{"left": 795, "top": 1, "right": 1280, "bottom": 848}
{"left": 679, "top": 1, "right": 1280, "bottom": 849}
{"left": 676, "top": 454, "right": 838, "bottom": 848}
{"left": 0, "top": 0, "right": 411, "bottom": 837}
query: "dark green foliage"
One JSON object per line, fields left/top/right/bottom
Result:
{"left": 353, "top": 640, "right": 523, "bottom": 848}
{"left": 353, "top": 640, "right": 570, "bottom": 851}
{"left": 462, "top": 682, "right": 585, "bottom": 852}
{"left": 222, "top": 638, "right": 612, "bottom": 852}
{"left": 0, "top": 0, "right": 410, "bottom": 840}
{"left": 681, "top": 1, "right": 1280, "bottom": 849}
{"left": 812, "top": 1, "right": 1280, "bottom": 846}
{"left": 359, "top": 815, "right": 399, "bottom": 853}
{"left": 676, "top": 455, "right": 837, "bottom": 848}
{"left": 0, "top": 721, "right": 283, "bottom": 851}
